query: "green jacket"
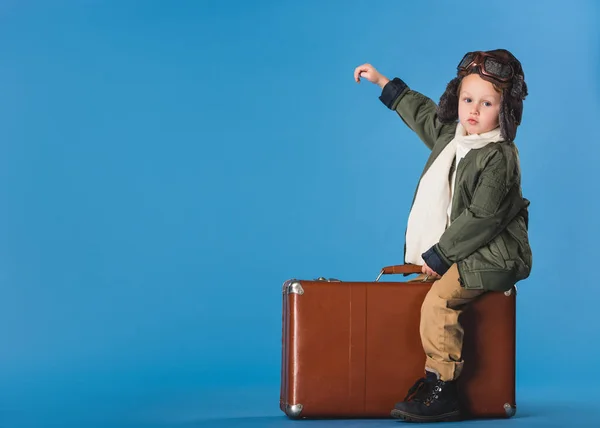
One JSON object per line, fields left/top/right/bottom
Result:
{"left": 380, "top": 80, "right": 532, "bottom": 292}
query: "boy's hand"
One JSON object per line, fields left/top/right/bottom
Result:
{"left": 354, "top": 63, "right": 390, "bottom": 88}
{"left": 422, "top": 262, "right": 441, "bottom": 279}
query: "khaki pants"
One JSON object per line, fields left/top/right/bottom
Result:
{"left": 412, "top": 264, "right": 485, "bottom": 381}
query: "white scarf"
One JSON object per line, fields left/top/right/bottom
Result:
{"left": 404, "top": 123, "right": 502, "bottom": 265}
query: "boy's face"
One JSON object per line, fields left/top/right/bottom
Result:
{"left": 458, "top": 73, "right": 501, "bottom": 135}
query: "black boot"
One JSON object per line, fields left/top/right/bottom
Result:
{"left": 390, "top": 371, "right": 461, "bottom": 423}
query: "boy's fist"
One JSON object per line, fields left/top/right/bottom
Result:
{"left": 422, "top": 262, "right": 441, "bottom": 280}
{"left": 354, "top": 63, "right": 389, "bottom": 88}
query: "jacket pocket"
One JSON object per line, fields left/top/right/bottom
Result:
{"left": 477, "top": 234, "right": 509, "bottom": 270}
{"left": 493, "top": 234, "right": 511, "bottom": 265}
{"left": 505, "top": 215, "right": 532, "bottom": 279}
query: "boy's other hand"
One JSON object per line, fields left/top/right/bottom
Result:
{"left": 354, "top": 63, "right": 389, "bottom": 88}
{"left": 422, "top": 262, "right": 441, "bottom": 279}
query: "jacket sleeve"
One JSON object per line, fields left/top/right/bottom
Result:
{"left": 379, "top": 78, "right": 455, "bottom": 150}
{"left": 422, "top": 147, "right": 521, "bottom": 275}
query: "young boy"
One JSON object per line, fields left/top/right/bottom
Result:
{"left": 354, "top": 49, "right": 532, "bottom": 422}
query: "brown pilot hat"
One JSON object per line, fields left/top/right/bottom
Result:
{"left": 437, "top": 49, "right": 528, "bottom": 141}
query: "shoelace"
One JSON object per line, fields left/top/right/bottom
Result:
{"left": 404, "top": 378, "right": 445, "bottom": 404}
{"left": 423, "top": 382, "right": 444, "bottom": 406}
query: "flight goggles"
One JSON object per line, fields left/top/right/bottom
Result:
{"left": 457, "top": 51, "right": 515, "bottom": 87}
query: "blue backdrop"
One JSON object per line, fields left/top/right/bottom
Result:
{"left": 0, "top": 1, "right": 598, "bottom": 426}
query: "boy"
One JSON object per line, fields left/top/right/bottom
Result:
{"left": 354, "top": 49, "right": 532, "bottom": 422}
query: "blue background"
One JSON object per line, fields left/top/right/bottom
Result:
{"left": 1, "top": 0, "right": 598, "bottom": 426}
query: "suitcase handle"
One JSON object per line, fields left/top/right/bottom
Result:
{"left": 375, "top": 264, "right": 423, "bottom": 282}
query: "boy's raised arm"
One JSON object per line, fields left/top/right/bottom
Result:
{"left": 379, "top": 79, "right": 455, "bottom": 150}
{"left": 354, "top": 63, "right": 455, "bottom": 150}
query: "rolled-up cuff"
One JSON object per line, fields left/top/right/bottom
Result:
{"left": 379, "top": 77, "right": 408, "bottom": 109}
{"left": 422, "top": 245, "right": 451, "bottom": 277}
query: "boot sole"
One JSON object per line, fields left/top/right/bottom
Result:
{"left": 390, "top": 408, "right": 461, "bottom": 423}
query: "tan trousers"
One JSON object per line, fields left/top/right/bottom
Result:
{"left": 412, "top": 264, "right": 485, "bottom": 381}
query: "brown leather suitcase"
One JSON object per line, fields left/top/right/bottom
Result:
{"left": 280, "top": 264, "right": 517, "bottom": 420}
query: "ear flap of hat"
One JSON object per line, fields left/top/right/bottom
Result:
{"left": 499, "top": 93, "right": 523, "bottom": 141}
{"left": 437, "top": 77, "right": 461, "bottom": 123}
